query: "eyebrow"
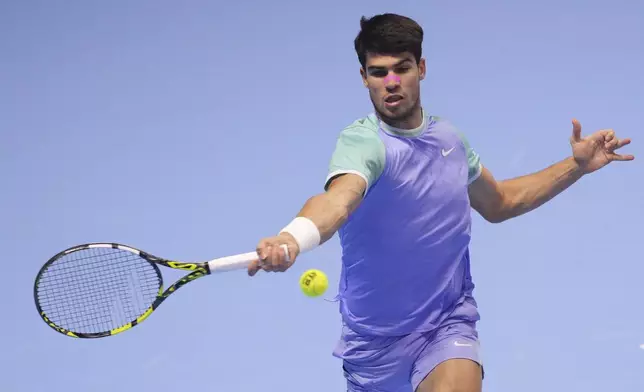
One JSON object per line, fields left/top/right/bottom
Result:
{"left": 367, "top": 58, "right": 413, "bottom": 71}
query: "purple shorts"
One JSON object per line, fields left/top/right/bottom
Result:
{"left": 333, "top": 320, "right": 483, "bottom": 391}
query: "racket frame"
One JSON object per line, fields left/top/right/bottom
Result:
{"left": 34, "top": 242, "right": 260, "bottom": 339}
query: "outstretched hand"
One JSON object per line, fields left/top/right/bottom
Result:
{"left": 570, "top": 119, "right": 634, "bottom": 174}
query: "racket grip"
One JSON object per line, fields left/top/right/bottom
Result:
{"left": 208, "top": 244, "right": 289, "bottom": 273}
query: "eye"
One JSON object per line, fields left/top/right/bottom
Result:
{"left": 395, "top": 66, "right": 411, "bottom": 74}
{"left": 370, "top": 69, "right": 388, "bottom": 78}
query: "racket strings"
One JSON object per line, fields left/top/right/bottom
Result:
{"left": 36, "top": 247, "right": 161, "bottom": 334}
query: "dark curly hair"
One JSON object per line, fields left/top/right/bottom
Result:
{"left": 354, "top": 13, "right": 424, "bottom": 68}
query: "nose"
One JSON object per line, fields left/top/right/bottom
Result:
{"left": 384, "top": 73, "right": 401, "bottom": 89}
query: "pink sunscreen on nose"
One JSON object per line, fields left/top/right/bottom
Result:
{"left": 383, "top": 74, "right": 401, "bottom": 84}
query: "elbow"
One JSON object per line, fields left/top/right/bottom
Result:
{"left": 482, "top": 212, "right": 509, "bottom": 224}
{"left": 333, "top": 200, "right": 351, "bottom": 227}
{"left": 478, "top": 199, "right": 512, "bottom": 224}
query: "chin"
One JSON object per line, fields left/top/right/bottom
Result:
{"left": 378, "top": 106, "right": 413, "bottom": 122}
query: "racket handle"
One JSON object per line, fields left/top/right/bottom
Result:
{"left": 208, "top": 244, "right": 290, "bottom": 273}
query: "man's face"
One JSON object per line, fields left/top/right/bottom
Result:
{"left": 360, "top": 52, "right": 425, "bottom": 125}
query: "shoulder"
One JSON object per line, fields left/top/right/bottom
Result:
{"left": 430, "top": 116, "right": 483, "bottom": 183}
{"left": 427, "top": 115, "right": 460, "bottom": 137}
{"left": 332, "top": 113, "right": 384, "bottom": 152}
{"left": 325, "top": 113, "right": 386, "bottom": 193}
{"left": 428, "top": 116, "right": 474, "bottom": 150}
{"left": 338, "top": 113, "right": 381, "bottom": 138}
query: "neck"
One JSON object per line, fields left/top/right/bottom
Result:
{"left": 378, "top": 106, "right": 426, "bottom": 138}
{"left": 379, "top": 104, "right": 423, "bottom": 130}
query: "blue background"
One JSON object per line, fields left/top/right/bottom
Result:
{"left": 2, "top": 1, "right": 642, "bottom": 391}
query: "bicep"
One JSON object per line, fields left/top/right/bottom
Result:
{"left": 324, "top": 125, "right": 385, "bottom": 195}
{"left": 454, "top": 128, "right": 504, "bottom": 221}
{"left": 297, "top": 173, "right": 366, "bottom": 244}
{"left": 325, "top": 173, "right": 366, "bottom": 214}
{"left": 468, "top": 165, "right": 505, "bottom": 222}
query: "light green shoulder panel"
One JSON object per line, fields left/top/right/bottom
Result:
{"left": 455, "top": 130, "right": 483, "bottom": 184}
{"left": 324, "top": 115, "right": 386, "bottom": 193}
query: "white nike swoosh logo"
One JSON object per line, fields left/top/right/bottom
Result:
{"left": 441, "top": 147, "right": 455, "bottom": 157}
{"left": 454, "top": 341, "right": 472, "bottom": 347}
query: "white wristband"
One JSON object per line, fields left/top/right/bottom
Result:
{"left": 280, "top": 217, "right": 321, "bottom": 254}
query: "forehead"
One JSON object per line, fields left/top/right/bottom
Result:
{"left": 364, "top": 52, "right": 415, "bottom": 68}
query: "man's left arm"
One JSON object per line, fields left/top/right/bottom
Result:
{"left": 468, "top": 119, "right": 634, "bottom": 223}
{"left": 468, "top": 157, "right": 582, "bottom": 223}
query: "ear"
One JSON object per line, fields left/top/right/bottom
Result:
{"left": 418, "top": 58, "right": 426, "bottom": 81}
{"left": 360, "top": 67, "right": 368, "bottom": 87}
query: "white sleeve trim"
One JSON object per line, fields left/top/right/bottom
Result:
{"left": 324, "top": 169, "right": 370, "bottom": 195}
{"left": 467, "top": 163, "right": 483, "bottom": 185}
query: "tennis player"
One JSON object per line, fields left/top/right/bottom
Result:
{"left": 248, "top": 13, "right": 634, "bottom": 392}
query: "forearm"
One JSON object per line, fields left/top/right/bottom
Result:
{"left": 296, "top": 188, "right": 360, "bottom": 244}
{"left": 280, "top": 174, "right": 365, "bottom": 253}
{"left": 498, "top": 156, "right": 583, "bottom": 220}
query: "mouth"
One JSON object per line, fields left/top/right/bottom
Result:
{"left": 384, "top": 94, "right": 404, "bottom": 107}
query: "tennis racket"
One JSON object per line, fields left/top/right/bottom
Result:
{"left": 33, "top": 242, "right": 286, "bottom": 339}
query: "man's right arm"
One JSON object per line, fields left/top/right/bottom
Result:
{"left": 248, "top": 121, "right": 384, "bottom": 276}
{"left": 294, "top": 172, "right": 366, "bottom": 244}
{"left": 247, "top": 173, "right": 365, "bottom": 276}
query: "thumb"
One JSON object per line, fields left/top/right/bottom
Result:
{"left": 571, "top": 118, "right": 582, "bottom": 142}
{"left": 247, "top": 258, "right": 262, "bottom": 277}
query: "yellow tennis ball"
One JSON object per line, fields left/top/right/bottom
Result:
{"left": 299, "top": 269, "right": 328, "bottom": 297}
